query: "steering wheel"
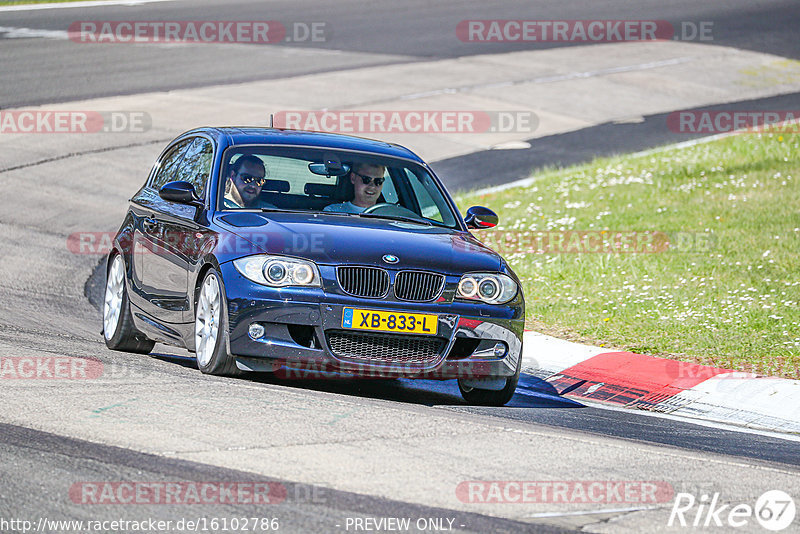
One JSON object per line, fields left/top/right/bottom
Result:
{"left": 362, "top": 202, "right": 424, "bottom": 220}
{"left": 362, "top": 202, "right": 394, "bottom": 214}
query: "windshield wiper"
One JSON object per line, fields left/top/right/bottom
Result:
{"left": 355, "top": 213, "right": 433, "bottom": 226}
{"left": 258, "top": 208, "right": 325, "bottom": 214}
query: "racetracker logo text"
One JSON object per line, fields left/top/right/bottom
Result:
{"left": 667, "top": 110, "right": 800, "bottom": 134}
{"left": 273, "top": 110, "right": 538, "bottom": 134}
{"left": 0, "top": 357, "right": 103, "bottom": 379}
{"left": 273, "top": 358, "right": 498, "bottom": 380}
{"left": 68, "top": 21, "right": 328, "bottom": 44}
{"left": 70, "top": 21, "right": 283, "bottom": 43}
{"left": 458, "top": 20, "right": 715, "bottom": 43}
{"left": 0, "top": 111, "right": 151, "bottom": 134}
{"left": 66, "top": 231, "right": 326, "bottom": 257}
{"left": 461, "top": 230, "right": 716, "bottom": 255}
{"left": 456, "top": 481, "right": 674, "bottom": 504}
{"left": 457, "top": 20, "right": 676, "bottom": 42}
{"left": 69, "top": 482, "right": 288, "bottom": 505}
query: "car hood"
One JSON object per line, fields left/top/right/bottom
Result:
{"left": 214, "top": 211, "right": 503, "bottom": 274}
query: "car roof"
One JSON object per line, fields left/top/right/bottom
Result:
{"left": 185, "top": 127, "right": 426, "bottom": 163}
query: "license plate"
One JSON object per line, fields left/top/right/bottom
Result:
{"left": 342, "top": 308, "right": 438, "bottom": 335}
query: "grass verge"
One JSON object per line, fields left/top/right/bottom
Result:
{"left": 456, "top": 131, "right": 799, "bottom": 379}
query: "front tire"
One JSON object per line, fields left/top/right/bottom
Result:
{"left": 458, "top": 355, "right": 521, "bottom": 406}
{"left": 194, "top": 269, "right": 241, "bottom": 376}
{"left": 103, "top": 254, "right": 155, "bottom": 354}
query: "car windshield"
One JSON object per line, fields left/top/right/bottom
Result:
{"left": 217, "top": 145, "right": 459, "bottom": 228}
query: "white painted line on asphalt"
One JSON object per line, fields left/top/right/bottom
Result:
{"left": 399, "top": 57, "right": 695, "bottom": 102}
{"left": 0, "top": 0, "right": 177, "bottom": 11}
{"left": 569, "top": 394, "right": 800, "bottom": 443}
{"left": 0, "top": 26, "right": 69, "bottom": 39}
{"left": 489, "top": 140, "right": 532, "bottom": 150}
{"left": 0, "top": 23, "right": 352, "bottom": 56}
{"left": 528, "top": 506, "right": 660, "bottom": 518}
{"left": 669, "top": 375, "right": 800, "bottom": 433}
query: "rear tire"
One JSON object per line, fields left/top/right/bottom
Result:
{"left": 458, "top": 355, "right": 521, "bottom": 406}
{"left": 194, "top": 269, "right": 241, "bottom": 376}
{"left": 103, "top": 254, "right": 155, "bottom": 354}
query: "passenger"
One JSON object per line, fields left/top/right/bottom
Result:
{"left": 323, "top": 163, "right": 386, "bottom": 214}
{"left": 223, "top": 155, "right": 277, "bottom": 209}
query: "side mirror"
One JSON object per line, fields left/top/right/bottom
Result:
{"left": 159, "top": 181, "right": 200, "bottom": 205}
{"left": 464, "top": 206, "right": 498, "bottom": 229}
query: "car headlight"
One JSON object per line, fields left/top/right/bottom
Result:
{"left": 233, "top": 255, "right": 321, "bottom": 287}
{"left": 456, "top": 273, "right": 517, "bottom": 304}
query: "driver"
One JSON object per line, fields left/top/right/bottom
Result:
{"left": 223, "top": 155, "right": 277, "bottom": 209}
{"left": 323, "top": 163, "right": 386, "bottom": 214}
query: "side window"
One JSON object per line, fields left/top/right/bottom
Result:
{"left": 174, "top": 137, "right": 214, "bottom": 199}
{"left": 151, "top": 138, "right": 192, "bottom": 190}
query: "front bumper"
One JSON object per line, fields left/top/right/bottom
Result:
{"left": 221, "top": 263, "right": 523, "bottom": 379}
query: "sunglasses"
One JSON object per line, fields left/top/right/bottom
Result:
{"left": 237, "top": 172, "right": 267, "bottom": 187}
{"left": 353, "top": 171, "right": 385, "bottom": 186}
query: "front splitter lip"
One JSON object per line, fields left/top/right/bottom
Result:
{"left": 235, "top": 354, "right": 518, "bottom": 380}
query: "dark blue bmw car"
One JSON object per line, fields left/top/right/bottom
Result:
{"left": 102, "top": 127, "right": 524, "bottom": 405}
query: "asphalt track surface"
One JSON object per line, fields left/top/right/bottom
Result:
{"left": 433, "top": 91, "right": 800, "bottom": 191}
{"left": 2, "top": 0, "right": 799, "bottom": 108}
{"left": 3, "top": 0, "right": 800, "bottom": 191}
{"left": 1, "top": 1, "right": 800, "bottom": 532}
{"left": 81, "top": 263, "right": 800, "bottom": 468}
{"left": 0, "top": 423, "right": 553, "bottom": 534}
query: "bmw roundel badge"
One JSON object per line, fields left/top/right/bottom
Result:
{"left": 382, "top": 254, "right": 399, "bottom": 264}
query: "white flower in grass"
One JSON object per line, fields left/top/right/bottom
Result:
{"left": 565, "top": 201, "right": 590, "bottom": 209}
